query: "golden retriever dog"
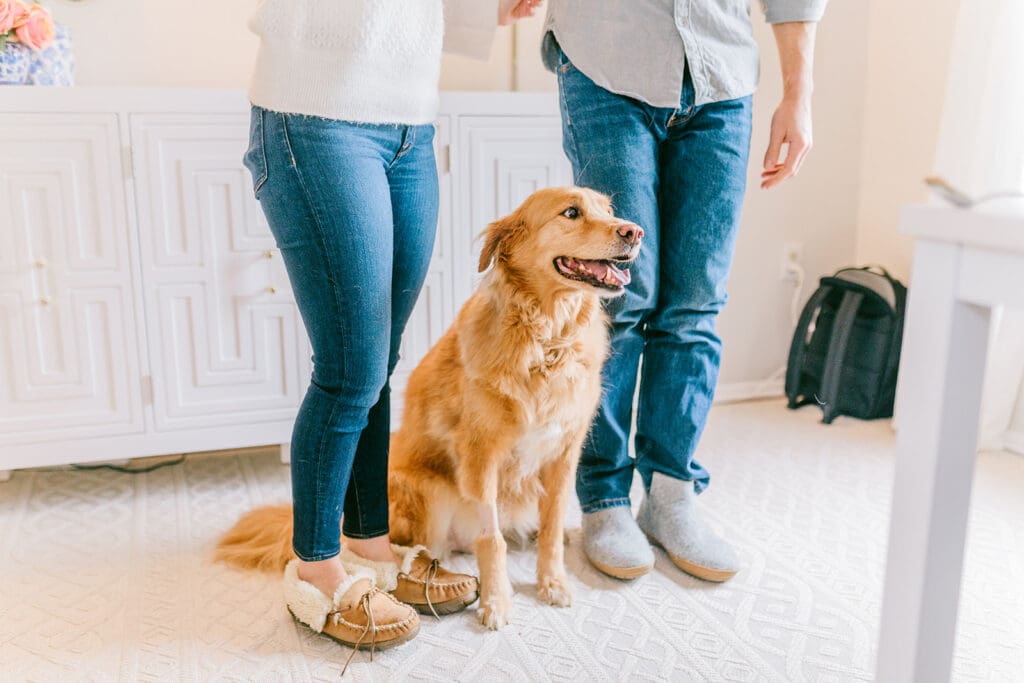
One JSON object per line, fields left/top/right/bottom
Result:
{"left": 216, "top": 186, "right": 643, "bottom": 630}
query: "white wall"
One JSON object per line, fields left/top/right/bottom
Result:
{"left": 716, "top": 1, "right": 869, "bottom": 387}
{"left": 49, "top": 0, "right": 521, "bottom": 91}
{"left": 49, "top": 0, "right": 258, "bottom": 88}
{"left": 854, "top": 0, "right": 961, "bottom": 279}
{"left": 45, "top": 0, "right": 875, "bottom": 390}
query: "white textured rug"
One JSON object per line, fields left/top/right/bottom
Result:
{"left": 2, "top": 400, "right": 1022, "bottom": 682}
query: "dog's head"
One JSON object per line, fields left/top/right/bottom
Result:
{"left": 477, "top": 187, "right": 643, "bottom": 298}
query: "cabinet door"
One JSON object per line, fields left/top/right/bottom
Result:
{"left": 390, "top": 117, "right": 455, "bottom": 423}
{"left": 455, "top": 115, "right": 573, "bottom": 305}
{"left": 130, "top": 115, "right": 307, "bottom": 432}
{"left": 0, "top": 114, "right": 145, "bottom": 444}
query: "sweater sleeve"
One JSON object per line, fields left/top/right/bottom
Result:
{"left": 443, "top": 0, "right": 499, "bottom": 59}
{"left": 760, "top": 0, "right": 828, "bottom": 24}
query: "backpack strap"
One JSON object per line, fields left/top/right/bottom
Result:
{"left": 819, "top": 290, "right": 865, "bottom": 424}
{"left": 785, "top": 285, "right": 833, "bottom": 408}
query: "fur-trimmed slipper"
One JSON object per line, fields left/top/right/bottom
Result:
{"left": 283, "top": 559, "right": 419, "bottom": 662}
{"left": 339, "top": 544, "right": 480, "bottom": 617}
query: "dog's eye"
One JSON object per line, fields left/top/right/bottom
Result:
{"left": 561, "top": 207, "right": 580, "bottom": 220}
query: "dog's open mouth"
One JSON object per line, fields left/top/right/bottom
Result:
{"left": 554, "top": 256, "right": 632, "bottom": 290}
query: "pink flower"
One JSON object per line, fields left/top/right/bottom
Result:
{"left": 0, "top": 0, "right": 29, "bottom": 35}
{"left": 13, "top": 3, "right": 55, "bottom": 51}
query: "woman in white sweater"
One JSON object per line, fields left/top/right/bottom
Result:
{"left": 241, "top": 0, "right": 540, "bottom": 654}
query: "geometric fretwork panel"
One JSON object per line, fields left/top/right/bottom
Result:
{"left": 457, "top": 116, "right": 572, "bottom": 302}
{"left": 0, "top": 114, "right": 144, "bottom": 444}
{"left": 130, "top": 115, "right": 305, "bottom": 430}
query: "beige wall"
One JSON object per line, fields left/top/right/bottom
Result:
{"left": 854, "top": 0, "right": 961, "bottom": 279}
{"left": 717, "top": 0, "right": 868, "bottom": 384}
{"left": 49, "top": 0, "right": 530, "bottom": 91}
{"left": 49, "top": 0, "right": 257, "bottom": 88}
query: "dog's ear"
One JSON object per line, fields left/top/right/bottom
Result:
{"left": 477, "top": 212, "right": 521, "bottom": 273}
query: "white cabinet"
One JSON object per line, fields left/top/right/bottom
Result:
{"left": 455, "top": 115, "right": 573, "bottom": 300}
{"left": 129, "top": 114, "right": 309, "bottom": 431}
{"left": 0, "top": 113, "right": 145, "bottom": 449}
{"left": 0, "top": 89, "right": 567, "bottom": 472}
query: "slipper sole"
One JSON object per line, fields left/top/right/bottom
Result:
{"left": 288, "top": 607, "right": 420, "bottom": 651}
{"left": 405, "top": 589, "right": 480, "bottom": 616}
{"left": 587, "top": 556, "right": 654, "bottom": 580}
{"left": 646, "top": 534, "right": 737, "bottom": 583}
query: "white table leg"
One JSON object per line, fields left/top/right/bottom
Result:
{"left": 280, "top": 442, "right": 291, "bottom": 465}
{"left": 877, "top": 240, "right": 992, "bottom": 682}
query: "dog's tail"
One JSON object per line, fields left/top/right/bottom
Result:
{"left": 214, "top": 504, "right": 296, "bottom": 573}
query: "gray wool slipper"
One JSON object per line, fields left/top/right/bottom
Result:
{"left": 582, "top": 506, "right": 655, "bottom": 580}
{"left": 637, "top": 472, "right": 740, "bottom": 582}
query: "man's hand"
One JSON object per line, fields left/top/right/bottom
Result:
{"left": 761, "top": 21, "right": 817, "bottom": 190}
{"left": 499, "top": 0, "right": 542, "bottom": 26}
{"left": 761, "top": 94, "right": 812, "bottom": 189}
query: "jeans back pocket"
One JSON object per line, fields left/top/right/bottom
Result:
{"left": 243, "top": 106, "right": 269, "bottom": 197}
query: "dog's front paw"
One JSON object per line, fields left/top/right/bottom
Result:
{"left": 476, "top": 586, "right": 513, "bottom": 630}
{"left": 537, "top": 573, "right": 574, "bottom": 607}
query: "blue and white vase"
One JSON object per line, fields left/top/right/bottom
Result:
{"left": 28, "top": 24, "right": 74, "bottom": 86}
{"left": 0, "top": 40, "right": 31, "bottom": 86}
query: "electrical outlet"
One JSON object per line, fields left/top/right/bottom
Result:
{"left": 780, "top": 242, "right": 803, "bottom": 281}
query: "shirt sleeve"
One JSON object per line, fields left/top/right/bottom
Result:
{"left": 443, "top": 0, "right": 499, "bottom": 59}
{"left": 760, "top": 0, "right": 828, "bottom": 24}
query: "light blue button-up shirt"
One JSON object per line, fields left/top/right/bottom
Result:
{"left": 542, "top": 0, "right": 828, "bottom": 108}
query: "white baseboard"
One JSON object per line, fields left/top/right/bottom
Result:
{"left": 715, "top": 379, "right": 785, "bottom": 405}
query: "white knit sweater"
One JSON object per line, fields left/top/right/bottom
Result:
{"left": 248, "top": 0, "right": 498, "bottom": 125}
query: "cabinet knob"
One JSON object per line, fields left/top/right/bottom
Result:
{"left": 266, "top": 286, "right": 277, "bottom": 295}
{"left": 39, "top": 295, "right": 51, "bottom": 305}
{"left": 34, "top": 258, "right": 47, "bottom": 269}
{"left": 263, "top": 250, "right": 275, "bottom": 259}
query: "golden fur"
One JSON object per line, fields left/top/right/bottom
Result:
{"left": 215, "top": 187, "right": 642, "bottom": 629}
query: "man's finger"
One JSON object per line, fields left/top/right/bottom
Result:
{"left": 761, "top": 144, "right": 798, "bottom": 189}
{"left": 781, "top": 136, "right": 808, "bottom": 170}
{"left": 763, "top": 129, "right": 785, "bottom": 170}
{"left": 515, "top": 0, "right": 541, "bottom": 17}
{"left": 791, "top": 140, "right": 812, "bottom": 176}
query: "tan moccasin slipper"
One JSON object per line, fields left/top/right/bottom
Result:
{"left": 339, "top": 544, "right": 480, "bottom": 617}
{"left": 283, "top": 560, "right": 419, "bottom": 673}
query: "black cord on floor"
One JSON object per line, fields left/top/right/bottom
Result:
{"left": 71, "top": 454, "right": 187, "bottom": 474}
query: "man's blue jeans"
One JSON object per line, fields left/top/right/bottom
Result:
{"left": 244, "top": 107, "right": 438, "bottom": 560}
{"left": 556, "top": 50, "right": 753, "bottom": 513}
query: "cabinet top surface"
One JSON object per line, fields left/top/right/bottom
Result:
{"left": 0, "top": 87, "right": 560, "bottom": 116}
{"left": 902, "top": 203, "right": 1024, "bottom": 254}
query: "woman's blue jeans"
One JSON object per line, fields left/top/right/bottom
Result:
{"left": 244, "top": 107, "right": 438, "bottom": 560}
{"left": 556, "top": 50, "right": 753, "bottom": 512}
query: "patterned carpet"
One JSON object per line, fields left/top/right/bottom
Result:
{"left": 2, "top": 400, "right": 1022, "bottom": 682}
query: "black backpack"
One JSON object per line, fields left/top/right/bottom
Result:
{"left": 785, "top": 266, "right": 908, "bottom": 424}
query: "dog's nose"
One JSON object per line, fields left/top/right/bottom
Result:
{"left": 617, "top": 223, "right": 644, "bottom": 245}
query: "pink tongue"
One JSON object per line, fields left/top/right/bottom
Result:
{"left": 586, "top": 261, "right": 609, "bottom": 279}
{"left": 579, "top": 259, "right": 630, "bottom": 286}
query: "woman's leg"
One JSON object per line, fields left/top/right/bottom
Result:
{"left": 249, "top": 109, "right": 403, "bottom": 593}
{"left": 342, "top": 123, "right": 439, "bottom": 559}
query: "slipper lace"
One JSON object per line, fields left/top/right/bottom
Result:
{"left": 338, "top": 588, "right": 379, "bottom": 677}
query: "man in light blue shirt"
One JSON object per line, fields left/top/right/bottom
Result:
{"left": 543, "top": 0, "right": 826, "bottom": 582}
